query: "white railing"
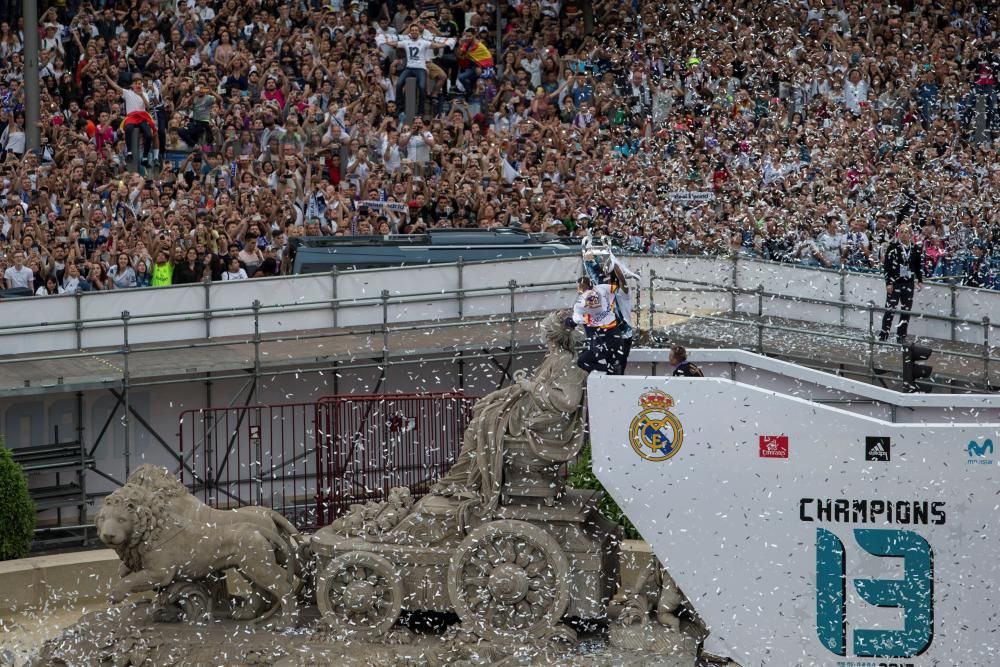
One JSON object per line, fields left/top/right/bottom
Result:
{"left": 1, "top": 254, "right": 996, "bottom": 357}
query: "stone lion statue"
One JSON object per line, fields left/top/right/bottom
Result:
{"left": 126, "top": 464, "right": 299, "bottom": 543}
{"left": 95, "top": 484, "right": 297, "bottom": 625}
{"left": 126, "top": 465, "right": 305, "bottom": 588}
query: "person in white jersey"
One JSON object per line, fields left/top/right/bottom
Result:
{"left": 569, "top": 275, "right": 624, "bottom": 374}
{"left": 105, "top": 73, "right": 155, "bottom": 167}
{"left": 378, "top": 22, "right": 455, "bottom": 117}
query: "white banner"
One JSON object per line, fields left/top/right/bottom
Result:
{"left": 589, "top": 376, "right": 1000, "bottom": 667}
{"left": 356, "top": 199, "right": 409, "bottom": 213}
{"left": 668, "top": 191, "right": 715, "bottom": 202}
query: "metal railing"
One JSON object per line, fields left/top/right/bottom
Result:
{"left": 0, "top": 253, "right": 994, "bottom": 356}
{"left": 177, "top": 393, "right": 474, "bottom": 529}
{"left": 178, "top": 399, "right": 320, "bottom": 522}
{"left": 314, "top": 393, "right": 474, "bottom": 526}
{"left": 0, "top": 255, "right": 582, "bottom": 355}
{"left": 14, "top": 273, "right": 571, "bottom": 480}
{"left": 647, "top": 268, "right": 997, "bottom": 392}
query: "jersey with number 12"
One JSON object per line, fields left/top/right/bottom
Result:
{"left": 397, "top": 37, "right": 443, "bottom": 70}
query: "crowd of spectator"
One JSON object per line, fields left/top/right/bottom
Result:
{"left": 0, "top": 0, "right": 999, "bottom": 297}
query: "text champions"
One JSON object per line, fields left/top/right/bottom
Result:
{"left": 799, "top": 498, "right": 946, "bottom": 525}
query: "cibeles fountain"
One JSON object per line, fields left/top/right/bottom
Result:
{"left": 30, "top": 312, "right": 712, "bottom": 666}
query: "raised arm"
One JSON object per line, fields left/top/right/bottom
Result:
{"left": 104, "top": 73, "right": 124, "bottom": 94}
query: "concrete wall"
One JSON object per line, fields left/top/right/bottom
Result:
{"left": 0, "top": 549, "right": 119, "bottom": 612}
{"left": 0, "top": 256, "right": 581, "bottom": 356}
{"left": 1, "top": 255, "right": 995, "bottom": 356}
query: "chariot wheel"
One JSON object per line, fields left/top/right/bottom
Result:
{"left": 447, "top": 519, "right": 570, "bottom": 641}
{"left": 316, "top": 551, "right": 403, "bottom": 638}
{"left": 155, "top": 581, "right": 214, "bottom": 624}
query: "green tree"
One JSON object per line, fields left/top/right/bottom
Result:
{"left": 0, "top": 437, "right": 35, "bottom": 559}
{"left": 567, "top": 442, "right": 641, "bottom": 540}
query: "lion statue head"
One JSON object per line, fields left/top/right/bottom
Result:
{"left": 126, "top": 464, "right": 190, "bottom": 499}
{"left": 95, "top": 485, "right": 168, "bottom": 571}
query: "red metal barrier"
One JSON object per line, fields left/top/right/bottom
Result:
{"left": 178, "top": 393, "right": 475, "bottom": 528}
{"left": 314, "top": 393, "right": 475, "bottom": 526}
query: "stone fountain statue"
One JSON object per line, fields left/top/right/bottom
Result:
{"left": 94, "top": 472, "right": 299, "bottom": 626}
{"left": 322, "top": 309, "right": 590, "bottom": 545}
{"left": 310, "top": 310, "right": 618, "bottom": 644}
{"left": 32, "top": 310, "right": 706, "bottom": 667}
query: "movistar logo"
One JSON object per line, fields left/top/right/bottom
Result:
{"left": 968, "top": 438, "right": 994, "bottom": 457}
{"left": 967, "top": 438, "right": 995, "bottom": 465}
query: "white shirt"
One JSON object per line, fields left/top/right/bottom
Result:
{"left": 376, "top": 27, "right": 399, "bottom": 59}
{"left": 2, "top": 126, "right": 25, "bottom": 154}
{"left": 381, "top": 134, "right": 401, "bottom": 173}
{"left": 844, "top": 230, "right": 870, "bottom": 256}
{"left": 407, "top": 131, "right": 434, "bottom": 163}
{"left": 615, "top": 286, "right": 633, "bottom": 328}
{"left": 520, "top": 57, "right": 542, "bottom": 88}
{"left": 817, "top": 231, "right": 845, "bottom": 264}
{"left": 385, "top": 36, "right": 455, "bottom": 70}
{"left": 36, "top": 284, "right": 65, "bottom": 295}
{"left": 62, "top": 275, "right": 82, "bottom": 292}
{"left": 40, "top": 35, "right": 63, "bottom": 56}
{"left": 122, "top": 88, "right": 147, "bottom": 114}
{"left": 843, "top": 78, "right": 869, "bottom": 114}
{"left": 4, "top": 265, "right": 33, "bottom": 289}
{"left": 223, "top": 268, "right": 248, "bottom": 280}
{"left": 572, "top": 284, "right": 617, "bottom": 328}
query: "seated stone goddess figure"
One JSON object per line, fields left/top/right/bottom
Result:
{"left": 319, "top": 310, "right": 588, "bottom": 546}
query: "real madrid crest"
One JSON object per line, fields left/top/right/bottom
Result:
{"left": 628, "top": 389, "right": 684, "bottom": 462}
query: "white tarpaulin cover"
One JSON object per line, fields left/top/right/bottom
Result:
{"left": 588, "top": 375, "right": 1000, "bottom": 667}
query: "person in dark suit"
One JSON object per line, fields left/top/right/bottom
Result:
{"left": 879, "top": 225, "right": 924, "bottom": 343}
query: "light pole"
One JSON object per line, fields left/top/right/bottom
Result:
{"left": 23, "top": 0, "right": 40, "bottom": 151}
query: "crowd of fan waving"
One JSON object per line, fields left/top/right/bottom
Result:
{"left": 0, "top": 0, "right": 997, "bottom": 296}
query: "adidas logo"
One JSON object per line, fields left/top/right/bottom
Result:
{"left": 865, "top": 436, "right": 891, "bottom": 462}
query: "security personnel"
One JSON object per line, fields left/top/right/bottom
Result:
{"left": 879, "top": 225, "right": 923, "bottom": 343}
{"left": 570, "top": 276, "right": 624, "bottom": 374}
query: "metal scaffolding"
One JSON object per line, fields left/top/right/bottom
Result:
{"left": 1, "top": 258, "right": 995, "bottom": 549}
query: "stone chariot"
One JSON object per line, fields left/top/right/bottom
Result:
{"left": 311, "top": 311, "right": 621, "bottom": 642}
